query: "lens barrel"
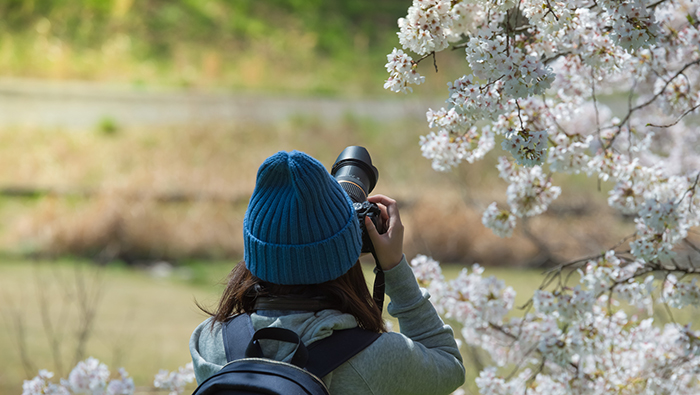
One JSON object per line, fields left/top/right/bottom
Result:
{"left": 330, "top": 146, "right": 379, "bottom": 203}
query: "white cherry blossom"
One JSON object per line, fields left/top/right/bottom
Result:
{"left": 481, "top": 203, "right": 516, "bottom": 238}
{"left": 390, "top": 1, "right": 700, "bottom": 393}
{"left": 23, "top": 359, "right": 192, "bottom": 395}
{"left": 384, "top": 48, "right": 425, "bottom": 94}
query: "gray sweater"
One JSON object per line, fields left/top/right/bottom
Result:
{"left": 189, "top": 257, "right": 465, "bottom": 394}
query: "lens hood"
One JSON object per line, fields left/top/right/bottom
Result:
{"left": 330, "top": 146, "right": 379, "bottom": 197}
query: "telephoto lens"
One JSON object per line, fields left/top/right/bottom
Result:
{"left": 330, "top": 146, "right": 378, "bottom": 203}
{"left": 331, "top": 146, "right": 382, "bottom": 253}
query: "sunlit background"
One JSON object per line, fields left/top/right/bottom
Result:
{"left": 0, "top": 1, "right": 637, "bottom": 393}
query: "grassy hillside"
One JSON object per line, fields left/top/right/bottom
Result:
{"left": 0, "top": 0, "right": 461, "bottom": 95}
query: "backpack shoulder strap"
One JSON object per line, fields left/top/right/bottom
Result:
{"left": 222, "top": 314, "right": 381, "bottom": 377}
{"left": 305, "top": 327, "right": 380, "bottom": 378}
{"left": 222, "top": 314, "right": 255, "bottom": 362}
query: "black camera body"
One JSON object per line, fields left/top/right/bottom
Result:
{"left": 331, "top": 146, "right": 382, "bottom": 253}
{"left": 353, "top": 201, "right": 382, "bottom": 253}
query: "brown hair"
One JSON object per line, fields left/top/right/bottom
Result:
{"left": 199, "top": 260, "right": 386, "bottom": 333}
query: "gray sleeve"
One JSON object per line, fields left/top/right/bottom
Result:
{"left": 348, "top": 256, "right": 465, "bottom": 395}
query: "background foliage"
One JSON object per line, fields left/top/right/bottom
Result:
{"left": 0, "top": 0, "right": 460, "bottom": 94}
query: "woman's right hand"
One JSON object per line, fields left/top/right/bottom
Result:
{"left": 363, "top": 194, "right": 404, "bottom": 271}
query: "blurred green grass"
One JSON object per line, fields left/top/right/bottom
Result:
{"left": 0, "top": 258, "right": 213, "bottom": 394}
{"left": 0, "top": 256, "right": 549, "bottom": 395}
{"left": 0, "top": 0, "right": 466, "bottom": 96}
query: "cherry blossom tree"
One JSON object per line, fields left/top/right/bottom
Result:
{"left": 386, "top": 0, "right": 700, "bottom": 393}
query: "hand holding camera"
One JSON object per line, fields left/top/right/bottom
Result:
{"left": 363, "top": 195, "right": 404, "bottom": 271}
{"left": 331, "top": 146, "right": 403, "bottom": 271}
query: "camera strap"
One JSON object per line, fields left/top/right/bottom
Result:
{"left": 369, "top": 247, "right": 385, "bottom": 314}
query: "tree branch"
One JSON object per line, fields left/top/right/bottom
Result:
{"left": 543, "top": 0, "right": 560, "bottom": 21}
{"left": 646, "top": 103, "right": 700, "bottom": 128}
{"left": 647, "top": 0, "right": 670, "bottom": 9}
{"left": 683, "top": 238, "right": 700, "bottom": 255}
{"left": 543, "top": 51, "right": 571, "bottom": 65}
{"left": 606, "top": 59, "right": 700, "bottom": 149}
{"left": 413, "top": 51, "right": 439, "bottom": 73}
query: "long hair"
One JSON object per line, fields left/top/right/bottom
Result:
{"left": 199, "top": 260, "right": 386, "bottom": 333}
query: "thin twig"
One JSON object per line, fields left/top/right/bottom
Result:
{"left": 683, "top": 238, "right": 700, "bottom": 255}
{"left": 0, "top": 290, "right": 36, "bottom": 376}
{"left": 516, "top": 99, "right": 525, "bottom": 130}
{"left": 451, "top": 42, "right": 469, "bottom": 50}
{"left": 527, "top": 358, "right": 547, "bottom": 387}
{"left": 647, "top": 0, "right": 670, "bottom": 9}
{"left": 72, "top": 264, "right": 105, "bottom": 367}
{"left": 606, "top": 59, "right": 700, "bottom": 149}
{"left": 591, "top": 68, "right": 603, "bottom": 147}
{"left": 521, "top": 217, "right": 555, "bottom": 268}
{"left": 506, "top": 344, "right": 539, "bottom": 380}
{"left": 675, "top": 171, "right": 700, "bottom": 208}
{"left": 662, "top": 301, "right": 677, "bottom": 324}
{"left": 543, "top": 51, "right": 571, "bottom": 65}
{"left": 647, "top": 104, "right": 700, "bottom": 128}
{"left": 626, "top": 79, "right": 638, "bottom": 156}
{"left": 35, "top": 264, "right": 65, "bottom": 376}
{"left": 543, "top": 0, "right": 560, "bottom": 21}
{"left": 414, "top": 51, "right": 436, "bottom": 64}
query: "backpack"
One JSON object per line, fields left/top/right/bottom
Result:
{"left": 192, "top": 314, "right": 380, "bottom": 395}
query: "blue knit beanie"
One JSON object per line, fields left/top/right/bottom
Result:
{"left": 243, "top": 150, "right": 363, "bottom": 285}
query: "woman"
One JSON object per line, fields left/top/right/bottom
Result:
{"left": 189, "top": 150, "right": 465, "bottom": 395}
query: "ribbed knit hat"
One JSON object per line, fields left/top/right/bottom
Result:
{"left": 243, "top": 150, "right": 362, "bottom": 285}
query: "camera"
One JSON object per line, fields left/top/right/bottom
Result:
{"left": 331, "top": 146, "right": 382, "bottom": 253}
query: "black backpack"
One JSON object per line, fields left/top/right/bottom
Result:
{"left": 192, "top": 314, "right": 380, "bottom": 395}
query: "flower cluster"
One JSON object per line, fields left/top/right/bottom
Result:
{"left": 410, "top": 252, "right": 700, "bottom": 394}
{"left": 397, "top": 0, "right": 453, "bottom": 55}
{"left": 384, "top": 48, "right": 425, "bottom": 94}
{"left": 465, "top": 28, "right": 554, "bottom": 98}
{"left": 662, "top": 274, "right": 700, "bottom": 309}
{"left": 628, "top": 174, "right": 699, "bottom": 261}
{"left": 105, "top": 370, "right": 134, "bottom": 395}
{"left": 420, "top": 106, "right": 495, "bottom": 171}
{"left": 482, "top": 156, "right": 562, "bottom": 234}
{"left": 446, "top": 2, "right": 487, "bottom": 41}
{"left": 386, "top": 0, "right": 700, "bottom": 247}
{"left": 501, "top": 129, "right": 548, "bottom": 167}
{"left": 600, "top": 0, "right": 661, "bottom": 50}
{"left": 548, "top": 133, "right": 593, "bottom": 173}
{"left": 444, "top": 264, "right": 516, "bottom": 328}
{"left": 481, "top": 202, "right": 516, "bottom": 238}
{"left": 654, "top": 73, "right": 699, "bottom": 115}
{"left": 533, "top": 286, "right": 594, "bottom": 321}
{"left": 23, "top": 371, "right": 69, "bottom": 395}
{"left": 23, "top": 359, "right": 193, "bottom": 395}
{"left": 579, "top": 250, "right": 653, "bottom": 306}
{"left": 66, "top": 358, "right": 111, "bottom": 394}
{"left": 153, "top": 363, "right": 196, "bottom": 395}
{"left": 499, "top": 157, "right": 561, "bottom": 218}
{"left": 446, "top": 75, "right": 511, "bottom": 124}
{"left": 410, "top": 254, "right": 445, "bottom": 298}
{"left": 579, "top": 252, "right": 658, "bottom": 312}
